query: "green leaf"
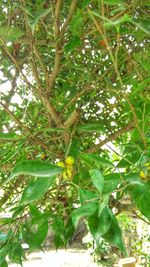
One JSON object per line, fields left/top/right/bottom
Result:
{"left": 132, "top": 77, "right": 150, "bottom": 95}
{"left": 52, "top": 217, "right": 65, "bottom": 235}
{"left": 0, "top": 233, "right": 7, "bottom": 242}
{"left": 65, "top": 36, "right": 82, "bottom": 54}
{"left": 22, "top": 223, "right": 34, "bottom": 245}
{"left": 103, "top": 175, "right": 121, "bottom": 194}
{"left": 0, "top": 243, "right": 9, "bottom": 259}
{"left": 54, "top": 234, "right": 64, "bottom": 249}
{"left": 78, "top": 0, "right": 90, "bottom": 8}
{"left": 1, "top": 140, "right": 25, "bottom": 164}
{"left": 19, "top": 6, "right": 34, "bottom": 18}
{"left": 8, "top": 242, "right": 23, "bottom": 264}
{"left": 103, "top": 214, "right": 126, "bottom": 254}
{"left": 131, "top": 184, "right": 150, "bottom": 221}
{"left": 29, "top": 220, "right": 48, "bottom": 249}
{"left": 70, "top": 9, "right": 84, "bottom": 35}
{"left": 89, "top": 169, "right": 104, "bottom": 194}
{"left": 91, "top": 155, "right": 113, "bottom": 167}
{"left": 130, "top": 183, "right": 147, "bottom": 199}
{"left": 141, "top": 61, "right": 150, "bottom": 72}
{"left": 0, "top": 26, "right": 24, "bottom": 41}
{"left": 110, "top": 6, "right": 126, "bottom": 16}
{"left": 72, "top": 202, "right": 97, "bottom": 227}
{"left": 12, "top": 206, "right": 25, "bottom": 218}
{"left": 28, "top": 8, "right": 51, "bottom": 34}
{"left": 0, "top": 132, "right": 23, "bottom": 141}
{"left": 79, "top": 188, "right": 98, "bottom": 205}
{"left": 67, "top": 138, "right": 81, "bottom": 159}
{"left": 77, "top": 123, "right": 105, "bottom": 132}
{"left": 125, "top": 174, "right": 144, "bottom": 186}
{"left": 91, "top": 11, "right": 131, "bottom": 28}
{"left": 98, "top": 194, "right": 110, "bottom": 216}
{"left": 6, "top": 160, "right": 63, "bottom": 183}
{"left": 88, "top": 207, "right": 113, "bottom": 239}
{"left": 117, "top": 159, "right": 132, "bottom": 168}
{"left": 104, "top": 14, "right": 131, "bottom": 28}
{"left": 80, "top": 153, "right": 95, "bottom": 167}
{"left": 132, "top": 19, "right": 150, "bottom": 35}
{"left": 20, "top": 176, "right": 56, "bottom": 205}
{"left": 81, "top": 153, "right": 114, "bottom": 167}
{"left": 52, "top": 217, "right": 66, "bottom": 248}
{"left": 34, "top": 8, "right": 51, "bottom": 21}
{"left": 29, "top": 204, "right": 43, "bottom": 218}
{"left": 137, "top": 192, "right": 150, "bottom": 221}
{"left": 103, "top": 0, "right": 125, "bottom": 5}
{"left": 0, "top": 258, "right": 8, "bottom": 267}
{"left": 65, "top": 218, "right": 75, "bottom": 243}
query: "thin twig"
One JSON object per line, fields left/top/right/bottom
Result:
{"left": 86, "top": 121, "right": 135, "bottom": 153}
{"left": 133, "top": 210, "right": 150, "bottom": 225}
{"left": 88, "top": 8, "right": 147, "bottom": 149}
{"left": 0, "top": 101, "right": 29, "bottom": 132}
{"left": 0, "top": 37, "right": 34, "bottom": 89}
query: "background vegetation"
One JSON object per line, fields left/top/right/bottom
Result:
{"left": 0, "top": 0, "right": 150, "bottom": 266}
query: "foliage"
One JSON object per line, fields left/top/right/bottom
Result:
{"left": 0, "top": 0, "right": 150, "bottom": 265}
{"left": 118, "top": 212, "right": 150, "bottom": 266}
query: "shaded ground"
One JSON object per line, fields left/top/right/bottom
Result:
{"left": 9, "top": 249, "right": 99, "bottom": 267}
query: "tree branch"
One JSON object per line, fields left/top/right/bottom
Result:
{"left": 33, "top": 43, "right": 49, "bottom": 86}
{"left": 0, "top": 177, "right": 24, "bottom": 208}
{"left": 46, "top": 1, "right": 63, "bottom": 95}
{"left": 47, "top": 0, "right": 78, "bottom": 95}
{"left": 47, "top": 51, "right": 61, "bottom": 94}
{"left": 63, "top": 109, "right": 80, "bottom": 128}
{"left": 0, "top": 37, "right": 34, "bottom": 89}
{"left": 54, "top": 0, "right": 63, "bottom": 36}
{"left": 0, "top": 101, "right": 28, "bottom": 131}
{"left": 41, "top": 96, "right": 63, "bottom": 127}
{"left": 63, "top": 66, "right": 113, "bottom": 111}
{"left": 86, "top": 121, "right": 135, "bottom": 153}
{"left": 133, "top": 210, "right": 150, "bottom": 225}
{"left": 61, "top": 0, "right": 78, "bottom": 34}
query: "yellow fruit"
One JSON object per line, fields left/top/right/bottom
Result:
{"left": 66, "top": 169, "right": 73, "bottom": 179}
{"left": 56, "top": 161, "right": 65, "bottom": 168}
{"left": 63, "top": 171, "right": 68, "bottom": 180}
{"left": 139, "top": 170, "right": 147, "bottom": 179}
{"left": 41, "top": 153, "right": 46, "bottom": 160}
{"left": 35, "top": 25, "right": 39, "bottom": 32}
{"left": 62, "top": 168, "right": 73, "bottom": 180}
{"left": 65, "top": 156, "right": 75, "bottom": 165}
{"left": 66, "top": 164, "right": 73, "bottom": 170}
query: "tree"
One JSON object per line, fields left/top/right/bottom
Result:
{"left": 0, "top": 0, "right": 150, "bottom": 265}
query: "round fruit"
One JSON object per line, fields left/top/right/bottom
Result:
{"left": 56, "top": 161, "right": 65, "bottom": 168}
{"left": 65, "top": 156, "right": 75, "bottom": 165}
{"left": 41, "top": 153, "right": 46, "bottom": 160}
{"left": 139, "top": 170, "right": 147, "bottom": 179}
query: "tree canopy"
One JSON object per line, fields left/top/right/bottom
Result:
{"left": 0, "top": 0, "right": 150, "bottom": 265}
